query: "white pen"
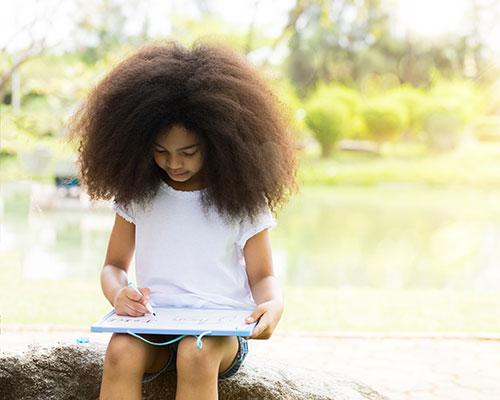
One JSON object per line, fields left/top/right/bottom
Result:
{"left": 128, "top": 282, "right": 156, "bottom": 316}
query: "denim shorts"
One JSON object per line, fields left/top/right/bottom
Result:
{"left": 141, "top": 335, "right": 248, "bottom": 383}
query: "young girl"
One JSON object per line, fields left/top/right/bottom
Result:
{"left": 68, "top": 40, "right": 298, "bottom": 399}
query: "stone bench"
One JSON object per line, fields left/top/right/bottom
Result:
{"left": 0, "top": 343, "right": 388, "bottom": 399}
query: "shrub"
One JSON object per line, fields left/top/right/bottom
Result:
{"left": 361, "top": 98, "right": 407, "bottom": 143}
{"left": 304, "top": 98, "right": 350, "bottom": 158}
{"left": 304, "top": 85, "right": 360, "bottom": 157}
{"left": 386, "top": 85, "right": 426, "bottom": 137}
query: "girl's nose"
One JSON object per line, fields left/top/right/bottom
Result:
{"left": 168, "top": 163, "right": 183, "bottom": 170}
{"left": 167, "top": 156, "right": 182, "bottom": 169}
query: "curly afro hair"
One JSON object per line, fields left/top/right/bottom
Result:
{"left": 67, "top": 40, "right": 299, "bottom": 222}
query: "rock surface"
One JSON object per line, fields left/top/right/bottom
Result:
{"left": 0, "top": 343, "right": 388, "bottom": 399}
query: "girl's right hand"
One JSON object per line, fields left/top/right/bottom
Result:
{"left": 113, "top": 286, "right": 151, "bottom": 316}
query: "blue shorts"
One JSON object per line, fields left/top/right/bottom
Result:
{"left": 141, "top": 335, "right": 248, "bottom": 383}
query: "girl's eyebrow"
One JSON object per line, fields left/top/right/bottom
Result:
{"left": 154, "top": 143, "right": 200, "bottom": 151}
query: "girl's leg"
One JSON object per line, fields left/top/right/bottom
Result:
{"left": 100, "top": 333, "right": 171, "bottom": 400}
{"left": 175, "top": 336, "right": 239, "bottom": 400}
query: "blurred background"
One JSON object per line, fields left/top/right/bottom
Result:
{"left": 1, "top": 0, "right": 500, "bottom": 335}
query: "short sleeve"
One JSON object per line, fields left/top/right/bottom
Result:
{"left": 112, "top": 199, "right": 135, "bottom": 224}
{"left": 237, "top": 206, "right": 277, "bottom": 250}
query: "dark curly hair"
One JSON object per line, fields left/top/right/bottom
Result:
{"left": 67, "top": 40, "right": 298, "bottom": 222}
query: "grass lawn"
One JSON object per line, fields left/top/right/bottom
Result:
{"left": 297, "top": 141, "right": 500, "bottom": 187}
{"left": 282, "top": 286, "right": 500, "bottom": 333}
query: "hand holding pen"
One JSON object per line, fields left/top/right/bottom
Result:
{"left": 128, "top": 282, "right": 156, "bottom": 316}
{"left": 112, "top": 282, "right": 156, "bottom": 317}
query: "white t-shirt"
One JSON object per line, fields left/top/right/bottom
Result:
{"left": 112, "top": 180, "right": 277, "bottom": 310}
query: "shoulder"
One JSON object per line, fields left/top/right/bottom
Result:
{"left": 236, "top": 204, "right": 277, "bottom": 250}
{"left": 112, "top": 199, "right": 136, "bottom": 224}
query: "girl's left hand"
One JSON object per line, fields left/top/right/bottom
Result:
{"left": 244, "top": 299, "right": 284, "bottom": 340}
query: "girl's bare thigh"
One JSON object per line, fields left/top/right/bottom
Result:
{"left": 106, "top": 333, "right": 172, "bottom": 374}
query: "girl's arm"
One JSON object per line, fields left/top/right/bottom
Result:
{"left": 243, "top": 228, "right": 284, "bottom": 339}
{"left": 101, "top": 214, "right": 149, "bottom": 316}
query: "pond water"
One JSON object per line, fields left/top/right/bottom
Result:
{"left": 2, "top": 180, "right": 500, "bottom": 292}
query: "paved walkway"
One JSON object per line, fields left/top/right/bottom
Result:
{"left": 2, "top": 326, "right": 499, "bottom": 400}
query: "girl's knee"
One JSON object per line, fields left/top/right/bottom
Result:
{"left": 104, "top": 333, "right": 148, "bottom": 372}
{"left": 176, "top": 337, "right": 220, "bottom": 376}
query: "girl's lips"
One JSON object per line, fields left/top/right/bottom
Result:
{"left": 169, "top": 170, "right": 188, "bottom": 176}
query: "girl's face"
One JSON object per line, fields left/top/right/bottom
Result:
{"left": 153, "top": 124, "right": 205, "bottom": 186}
